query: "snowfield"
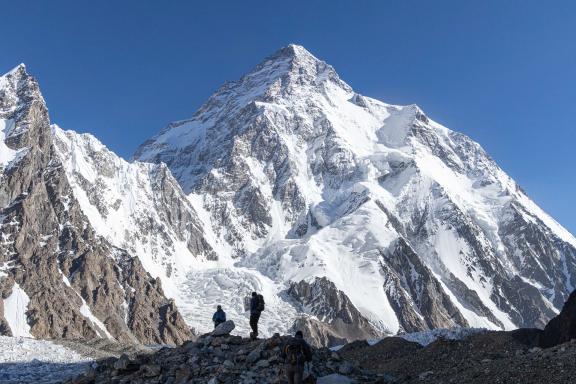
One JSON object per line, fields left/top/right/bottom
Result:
{"left": 3, "top": 283, "right": 33, "bottom": 338}
{"left": 0, "top": 336, "right": 91, "bottom": 383}
{"left": 396, "top": 327, "right": 488, "bottom": 346}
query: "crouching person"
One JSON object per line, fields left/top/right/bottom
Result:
{"left": 280, "top": 330, "right": 313, "bottom": 384}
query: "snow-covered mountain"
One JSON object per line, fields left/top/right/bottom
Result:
{"left": 0, "top": 65, "right": 192, "bottom": 344}
{"left": 135, "top": 45, "right": 576, "bottom": 345}
{"left": 2, "top": 44, "right": 575, "bottom": 347}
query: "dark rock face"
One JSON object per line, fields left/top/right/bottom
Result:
{"left": 0, "top": 66, "right": 192, "bottom": 344}
{"left": 381, "top": 238, "right": 469, "bottom": 332}
{"left": 541, "top": 290, "right": 576, "bottom": 348}
{"left": 339, "top": 336, "right": 423, "bottom": 372}
{"left": 287, "top": 277, "right": 380, "bottom": 346}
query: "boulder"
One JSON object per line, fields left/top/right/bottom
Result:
{"left": 140, "top": 364, "right": 161, "bottom": 378}
{"left": 246, "top": 349, "right": 261, "bottom": 364}
{"left": 113, "top": 354, "right": 130, "bottom": 370}
{"left": 212, "top": 320, "right": 236, "bottom": 336}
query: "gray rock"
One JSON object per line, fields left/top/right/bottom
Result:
{"left": 338, "top": 361, "right": 354, "bottom": 375}
{"left": 212, "top": 320, "right": 235, "bottom": 336}
{"left": 246, "top": 349, "right": 261, "bottom": 364}
{"left": 140, "top": 364, "right": 161, "bottom": 377}
{"left": 113, "top": 354, "right": 130, "bottom": 370}
{"left": 317, "top": 374, "right": 354, "bottom": 384}
{"left": 419, "top": 370, "right": 434, "bottom": 380}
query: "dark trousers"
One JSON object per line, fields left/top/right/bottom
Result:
{"left": 285, "top": 363, "right": 304, "bottom": 384}
{"left": 249, "top": 312, "right": 260, "bottom": 338}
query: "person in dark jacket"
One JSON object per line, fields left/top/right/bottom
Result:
{"left": 280, "top": 330, "right": 313, "bottom": 384}
{"left": 249, "top": 292, "right": 262, "bottom": 339}
{"left": 212, "top": 305, "right": 226, "bottom": 328}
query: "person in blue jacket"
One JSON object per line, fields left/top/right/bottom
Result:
{"left": 212, "top": 305, "right": 226, "bottom": 328}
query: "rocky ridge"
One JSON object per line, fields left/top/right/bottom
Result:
{"left": 52, "top": 126, "right": 215, "bottom": 298}
{"left": 67, "top": 330, "right": 389, "bottom": 384}
{"left": 340, "top": 289, "right": 576, "bottom": 383}
{"left": 68, "top": 291, "right": 576, "bottom": 384}
{"left": 0, "top": 65, "right": 192, "bottom": 344}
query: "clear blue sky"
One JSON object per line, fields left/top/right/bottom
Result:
{"left": 1, "top": 1, "right": 574, "bottom": 234}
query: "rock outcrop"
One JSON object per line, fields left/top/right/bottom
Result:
{"left": 287, "top": 278, "right": 380, "bottom": 346}
{"left": 541, "top": 289, "right": 576, "bottom": 348}
{"left": 340, "top": 331, "right": 576, "bottom": 384}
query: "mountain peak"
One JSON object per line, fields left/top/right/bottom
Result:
{"left": 12, "top": 62, "right": 27, "bottom": 73}
{"left": 0, "top": 62, "right": 46, "bottom": 145}
{"left": 276, "top": 43, "right": 316, "bottom": 60}
{"left": 6, "top": 63, "right": 26, "bottom": 75}
{"left": 1, "top": 63, "right": 30, "bottom": 86}
{"left": 226, "top": 44, "right": 351, "bottom": 102}
{"left": 0, "top": 63, "right": 37, "bottom": 95}
{"left": 259, "top": 44, "right": 331, "bottom": 77}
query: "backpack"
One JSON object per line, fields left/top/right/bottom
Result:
{"left": 256, "top": 294, "right": 265, "bottom": 312}
{"left": 284, "top": 340, "right": 305, "bottom": 366}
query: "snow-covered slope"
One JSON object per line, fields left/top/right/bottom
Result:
{"left": 135, "top": 45, "right": 576, "bottom": 342}
{"left": 52, "top": 126, "right": 214, "bottom": 298}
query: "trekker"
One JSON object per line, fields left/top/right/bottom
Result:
{"left": 212, "top": 305, "right": 226, "bottom": 328}
{"left": 280, "top": 330, "right": 313, "bottom": 384}
{"left": 249, "top": 292, "right": 265, "bottom": 339}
